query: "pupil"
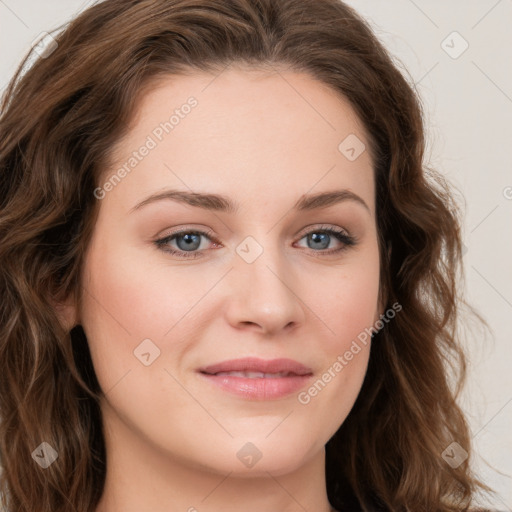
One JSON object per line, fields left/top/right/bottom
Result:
{"left": 178, "top": 234, "right": 200, "bottom": 250}
{"left": 310, "top": 233, "right": 329, "bottom": 249}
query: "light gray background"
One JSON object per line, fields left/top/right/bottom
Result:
{"left": 1, "top": 1, "right": 511, "bottom": 510}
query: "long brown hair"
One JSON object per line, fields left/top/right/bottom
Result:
{"left": 0, "top": 0, "right": 497, "bottom": 510}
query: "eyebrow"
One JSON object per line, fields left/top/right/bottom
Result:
{"left": 129, "top": 188, "right": 370, "bottom": 214}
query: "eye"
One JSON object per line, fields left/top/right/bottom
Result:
{"left": 154, "top": 224, "right": 357, "bottom": 259}
{"left": 294, "top": 225, "right": 357, "bottom": 256}
{"left": 154, "top": 228, "right": 218, "bottom": 259}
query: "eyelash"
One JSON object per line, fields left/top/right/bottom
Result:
{"left": 154, "top": 225, "right": 357, "bottom": 260}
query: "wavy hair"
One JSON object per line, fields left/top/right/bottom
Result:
{"left": 0, "top": 0, "right": 497, "bottom": 510}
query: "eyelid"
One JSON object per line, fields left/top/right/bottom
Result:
{"left": 155, "top": 225, "right": 218, "bottom": 243}
{"left": 296, "top": 223, "right": 350, "bottom": 238}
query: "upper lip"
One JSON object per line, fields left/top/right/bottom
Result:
{"left": 199, "top": 357, "right": 313, "bottom": 376}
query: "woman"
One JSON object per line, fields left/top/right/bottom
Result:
{"left": 0, "top": 0, "right": 496, "bottom": 511}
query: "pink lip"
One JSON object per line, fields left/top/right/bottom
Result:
{"left": 197, "top": 357, "right": 314, "bottom": 400}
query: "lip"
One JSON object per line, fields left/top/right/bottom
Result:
{"left": 197, "top": 357, "right": 314, "bottom": 400}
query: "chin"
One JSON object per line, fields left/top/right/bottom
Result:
{"left": 190, "top": 435, "right": 318, "bottom": 478}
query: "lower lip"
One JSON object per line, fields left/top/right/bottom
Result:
{"left": 199, "top": 373, "right": 313, "bottom": 400}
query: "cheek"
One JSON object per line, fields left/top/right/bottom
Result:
{"left": 298, "top": 250, "right": 378, "bottom": 424}
{"left": 81, "top": 233, "right": 206, "bottom": 339}
{"left": 79, "top": 230, "right": 223, "bottom": 392}
{"left": 334, "top": 271, "right": 379, "bottom": 344}
{"left": 79, "top": 235, "right": 170, "bottom": 388}
{"left": 298, "top": 263, "right": 377, "bottom": 437}
{"left": 319, "top": 252, "right": 380, "bottom": 353}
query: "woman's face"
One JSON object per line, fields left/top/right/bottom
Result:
{"left": 63, "top": 66, "right": 382, "bottom": 476}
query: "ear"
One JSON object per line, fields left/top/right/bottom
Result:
{"left": 52, "top": 291, "right": 80, "bottom": 333}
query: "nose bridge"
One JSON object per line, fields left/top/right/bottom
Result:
{"left": 225, "top": 231, "right": 305, "bottom": 332}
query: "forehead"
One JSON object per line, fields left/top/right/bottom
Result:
{"left": 100, "top": 66, "right": 376, "bottom": 217}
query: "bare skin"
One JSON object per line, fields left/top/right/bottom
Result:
{"left": 57, "top": 64, "right": 382, "bottom": 512}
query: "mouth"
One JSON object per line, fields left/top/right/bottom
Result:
{"left": 197, "top": 357, "right": 313, "bottom": 400}
{"left": 210, "top": 371, "right": 300, "bottom": 378}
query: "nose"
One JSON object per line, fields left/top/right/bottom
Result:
{"left": 223, "top": 243, "right": 306, "bottom": 336}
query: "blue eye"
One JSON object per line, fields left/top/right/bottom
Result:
{"left": 300, "top": 230, "right": 350, "bottom": 251}
{"left": 154, "top": 229, "right": 217, "bottom": 259}
{"left": 154, "top": 225, "right": 356, "bottom": 259}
